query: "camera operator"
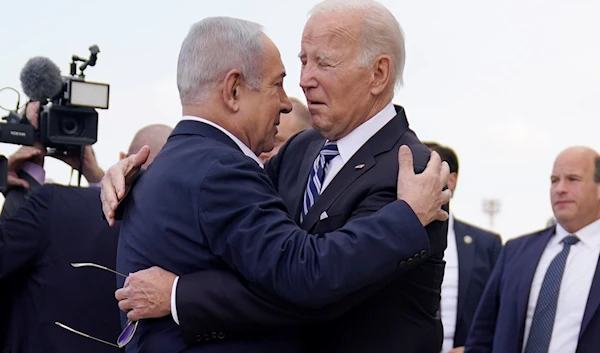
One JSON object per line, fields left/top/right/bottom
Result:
{"left": 0, "top": 117, "right": 172, "bottom": 353}
{"left": 1, "top": 101, "right": 105, "bottom": 220}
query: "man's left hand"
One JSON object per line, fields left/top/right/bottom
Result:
{"left": 115, "top": 266, "right": 176, "bottom": 321}
{"left": 449, "top": 347, "right": 465, "bottom": 353}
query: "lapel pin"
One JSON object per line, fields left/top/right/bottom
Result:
{"left": 463, "top": 235, "right": 473, "bottom": 245}
{"left": 319, "top": 211, "right": 329, "bottom": 221}
{"left": 355, "top": 164, "right": 365, "bottom": 169}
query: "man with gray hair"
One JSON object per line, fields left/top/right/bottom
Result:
{"left": 102, "top": 13, "right": 449, "bottom": 353}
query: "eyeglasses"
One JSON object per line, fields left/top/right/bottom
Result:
{"left": 54, "top": 262, "right": 139, "bottom": 348}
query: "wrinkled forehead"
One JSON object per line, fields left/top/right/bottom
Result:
{"left": 301, "top": 13, "right": 362, "bottom": 50}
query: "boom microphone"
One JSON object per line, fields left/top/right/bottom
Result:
{"left": 20, "top": 57, "right": 63, "bottom": 102}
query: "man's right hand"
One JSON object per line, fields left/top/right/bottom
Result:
{"left": 100, "top": 145, "right": 151, "bottom": 226}
{"left": 7, "top": 146, "right": 45, "bottom": 189}
{"left": 396, "top": 145, "right": 451, "bottom": 226}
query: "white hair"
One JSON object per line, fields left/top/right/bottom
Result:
{"left": 177, "top": 17, "right": 265, "bottom": 104}
{"left": 309, "top": 0, "right": 406, "bottom": 88}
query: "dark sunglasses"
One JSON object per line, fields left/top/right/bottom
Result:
{"left": 54, "top": 263, "right": 139, "bottom": 348}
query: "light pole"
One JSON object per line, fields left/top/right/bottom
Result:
{"left": 482, "top": 199, "right": 501, "bottom": 230}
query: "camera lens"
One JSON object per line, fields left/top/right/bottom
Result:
{"left": 60, "top": 117, "right": 81, "bottom": 136}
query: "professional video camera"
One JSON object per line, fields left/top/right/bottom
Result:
{"left": 0, "top": 45, "right": 110, "bottom": 190}
{"left": 22, "top": 45, "right": 110, "bottom": 154}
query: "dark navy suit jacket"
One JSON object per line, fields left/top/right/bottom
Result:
{"left": 452, "top": 219, "right": 502, "bottom": 347}
{"left": 116, "top": 119, "right": 432, "bottom": 353}
{"left": 0, "top": 185, "right": 122, "bottom": 353}
{"left": 172, "top": 106, "right": 448, "bottom": 353}
{"left": 465, "top": 226, "right": 600, "bottom": 353}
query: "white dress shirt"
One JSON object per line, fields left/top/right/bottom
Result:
{"left": 522, "top": 219, "right": 600, "bottom": 353}
{"left": 320, "top": 101, "right": 397, "bottom": 192}
{"left": 440, "top": 214, "right": 459, "bottom": 353}
{"left": 171, "top": 116, "right": 263, "bottom": 325}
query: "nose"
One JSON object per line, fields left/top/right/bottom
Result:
{"left": 280, "top": 88, "right": 292, "bottom": 114}
{"left": 299, "top": 64, "right": 317, "bottom": 91}
{"left": 553, "top": 179, "right": 568, "bottom": 194}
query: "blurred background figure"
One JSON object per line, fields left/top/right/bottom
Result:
{"left": 0, "top": 122, "right": 171, "bottom": 353}
{"left": 259, "top": 97, "right": 311, "bottom": 163}
{"left": 424, "top": 142, "right": 503, "bottom": 353}
{"left": 466, "top": 146, "right": 600, "bottom": 353}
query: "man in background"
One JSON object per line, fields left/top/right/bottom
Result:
{"left": 466, "top": 146, "right": 600, "bottom": 353}
{"left": 0, "top": 123, "right": 171, "bottom": 353}
{"left": 424, "top": 142, "right": 502, "bottom": 353}
{"left": 259, "top": 97, "right": 312, "bottom": 163}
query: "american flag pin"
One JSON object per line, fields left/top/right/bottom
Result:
{"left": 355, "top": 164, "right": 365, "bottom": 169}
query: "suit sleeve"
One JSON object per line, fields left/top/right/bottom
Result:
{"left": 464, "top": 243, "right": 508, "bottom": 353}
{"left": 178, "top": 184, "right": 431, "bottom": 342}
{"left": 0, "top": 169, "right": 43, "bottom": 222}
{"left": 198, "top": 153, "right": 430, "bottom": 309}
{"left": 0, "top": 185, "right": 51, "bottom": 278}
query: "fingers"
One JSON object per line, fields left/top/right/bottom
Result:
{"left": 7, "top": 175, "right": 30, "bottom": 189}
{"left": 436, "top": 208, "right": 450, "bottom": 222}
{"left": 9, "top": 147, "right": 41, "bottom": 165}
{"left": 425, "top": 150, "right": 442, "bottom": 176}
{"left": 100, "top": 174, "right": 118, "bottom": 226}
{"left": 441, "top": 188, "right": 452, "bottom": 205}
{"left": 113, "top": 163, "right": 128, "bottom": 200}
{"left": 398, "top": 145, "right": 414, "bottom": 177}
{"left": 439, "top": 161, "right": 450, "bottom": 187}
{"left": 127, "top": 309, "right": 142, "bottom": 321}
{"left": 133, "top": 146, "right": 151, "bottom": 168}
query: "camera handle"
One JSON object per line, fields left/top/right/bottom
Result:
{"left": 70, "top": 45, "right": 100, "bottom": 79}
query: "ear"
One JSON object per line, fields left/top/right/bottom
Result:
{"left": 119, "top": 151, "right": 127, "bottom": 161}
{"left": 370, "top": 55, "right": 392, "bottom": 96}
{"left": 222, "top": 69, "right": 243, "bottom": 112}
{"left": 448, "top": 172, "right": 458, "bottom": 196}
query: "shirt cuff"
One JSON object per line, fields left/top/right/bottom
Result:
{"left": 171, "top": 276, "right": 180, "bottom": 325}
{"left": 21, "top": 162, "right": 45, "bottom": 185}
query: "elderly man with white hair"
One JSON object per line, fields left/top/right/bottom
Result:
{"left": 101, "top": 1, "right": 449, "bottom": 352}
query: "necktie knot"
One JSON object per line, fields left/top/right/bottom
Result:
{"left": 561, "top": 235, "right": 580, "bottom": 247}
{"left": 319, "top": 141, "right": 339, "bottom": 164}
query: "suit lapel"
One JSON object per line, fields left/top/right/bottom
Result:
{"left": 292, "top": 137, "right": 326, "bottom": 224}
{"left": 300, "top": 106, "right": 410, "bottom": 231}
{"left": 454, "top": 220, "right": 475, "bottom": 321}
{"left": 515, "top": 227, "right": 555, "bottom": 349}
{"left": 300, "top": 147, "right": 376, "bottom": 230}
{"left": 579, "top": 256, "right": 600, "bottom": 338}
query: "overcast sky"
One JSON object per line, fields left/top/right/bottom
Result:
{"left": 1, "top": 0, "right": 598, "bottom": 241}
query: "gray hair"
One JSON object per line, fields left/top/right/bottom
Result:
{"left": 177, "top": 17, "right": 265, "bottom": 104}
{"left": 309, "top": 0, "right": 406, "bottom": 88}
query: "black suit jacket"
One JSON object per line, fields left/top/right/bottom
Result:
{"left": 452, "top": 219, "right": 502, "bottom": 347}
{"left": 175, "top": 106, "right": 448, "bottom": 353}
{"left": 0, "top": 184, "right": 123, "bottom": 353}
{"left": 466, "top": 226, "right": 600, "bottom": 353}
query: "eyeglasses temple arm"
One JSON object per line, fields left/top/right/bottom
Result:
{"left": 55, "top": 321, "right": 121, "bottom": 348}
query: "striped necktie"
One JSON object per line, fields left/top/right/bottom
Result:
{"left": 300, "top": 141, "right": 339, "bottom": 223}
{"left": 524, "top": 234, "right": 580, "bottom": 353}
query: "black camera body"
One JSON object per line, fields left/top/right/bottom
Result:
{"left": 39, "top": 104, "right": 98, "bottom": 149}
{"left": 39, "top": 76, "right": 109, "bottom": 154}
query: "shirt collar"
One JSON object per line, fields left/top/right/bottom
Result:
{"left": 334, "top": 101, "right": 397, "bottom": 163}
{"left": 181, "top": 116, "right": 263, "bottom": 168}
{"left": 554, "top": 218, "right": 600, "bottom": 249}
